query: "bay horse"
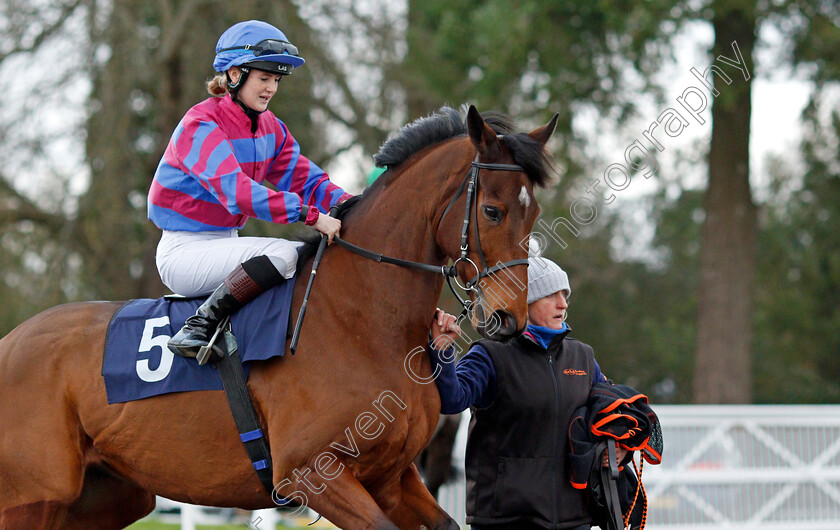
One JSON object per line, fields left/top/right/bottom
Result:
{"left": 0, "top": 105, "right": 556, "bottom": 529}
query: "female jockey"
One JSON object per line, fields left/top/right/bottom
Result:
{"left": 147, "top": 20, "right": 352, "bottom": 358}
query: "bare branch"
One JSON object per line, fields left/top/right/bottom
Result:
{"left": 157, "top": 0, "right": 204, "bottom": 63}
{"left": 0, "top": 0, "right": 84, "bottom": 63}
{"left": 0, "top": 177, "right": 67, "bottom": 232}
{"left": 280, "top": 3, "right": 393, "bottom": 155}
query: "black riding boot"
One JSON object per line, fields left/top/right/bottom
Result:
{"left": 168, "top": 255, "right": 284, "bottom": 358}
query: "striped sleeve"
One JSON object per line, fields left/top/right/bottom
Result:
{"left": 265, "top": 120, "right": 352, "bottom": 213}
{"left": 171, "top": 119, "right": 308, "bottom": 224}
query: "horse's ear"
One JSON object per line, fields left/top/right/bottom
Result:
{"left": 467, "top": 105, "right": 500, "bottom": 157}
{"left": 528, "top": 113, "right": 559, "bottom": 145}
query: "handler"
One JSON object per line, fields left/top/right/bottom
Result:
{"left": 147, "top": 20, "right": 352, "bottom": 358}
{"left": 429, "top": 256, "right": 626, "bottom": 530}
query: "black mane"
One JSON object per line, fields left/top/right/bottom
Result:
{"left": 374, "top": 105, "right": 553, "bottom": 188}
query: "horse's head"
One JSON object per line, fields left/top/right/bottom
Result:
{"left": 437, "top": 105, "right": 558, "bottom": 341}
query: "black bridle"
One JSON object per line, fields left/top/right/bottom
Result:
{"left": 334, "top": 155, "right": 530, "bottom": 314}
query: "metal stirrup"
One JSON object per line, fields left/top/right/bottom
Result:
{"left": 196, "top": 316, "right": 230, "bottom": 366}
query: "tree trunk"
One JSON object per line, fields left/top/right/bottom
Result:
{"left": 693, "top": 2, "right": 757, "bottom": 403}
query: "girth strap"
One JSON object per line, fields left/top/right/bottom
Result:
{"left": 213, "top": 321, "right": 275, "bottom": 495}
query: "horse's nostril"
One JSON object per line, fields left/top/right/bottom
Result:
{"left": 492, "top": 310, "right": 517, "bottom": 337}
{"left": 475, "top": 309, "right": 522, "bottom": 340}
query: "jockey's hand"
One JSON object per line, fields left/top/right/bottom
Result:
{"left": 314, "top": 212, "right": 341, "bottom": 244}
{"left": 430, "top": 308, "right": 462, "bottom": 351}
{"left": 601, "top": 445, "right": 629, "bottom": 469}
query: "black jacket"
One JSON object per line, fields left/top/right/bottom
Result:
{"left": 464, "top": 332, "right": 596, "bottom": 529}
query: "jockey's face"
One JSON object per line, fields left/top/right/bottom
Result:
{"left": 527, "top": 290, "right": 569, "bottom": 330}
{"left": 232, "top": 67, "right": 282, "bottom": 112}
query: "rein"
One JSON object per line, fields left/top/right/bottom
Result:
{"left": 334, "top": 156, "right": 529, "bottom": 313}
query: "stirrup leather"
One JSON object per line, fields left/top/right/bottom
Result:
{"left": 196, "top": 316, "right": 230, "bottom": 366}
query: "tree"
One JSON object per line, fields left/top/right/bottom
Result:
{"left": 752, "top": 94, "right": 840, "bottom": 402}
{"left": 693, "top": 0, "right": 757, "bottom": 403}
{"left": 0, "top": 0, "right": 89, "bottom": 333}
{"left": 396, "top": 0, "right": 840, "bottom": 404}
{"left": 694, "top": 0, "right": 840, "bottom": 403}
{"left": 399, "top": 0, "right": 680, "bottom": 193}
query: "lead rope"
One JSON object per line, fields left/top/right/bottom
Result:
{"left": 623, "top": 455, "right": 646, "bottom": 530}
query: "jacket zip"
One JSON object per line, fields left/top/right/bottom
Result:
{"left": 548, "top": 351, "right": 561, "bottom": 528}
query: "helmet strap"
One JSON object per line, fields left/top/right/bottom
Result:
{"left": 234, "top": 98, "right": 263, "bottom": 133}
{"left": 226, "top": 67, "right": 250, "bottom": 93}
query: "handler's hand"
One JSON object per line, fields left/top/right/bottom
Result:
{"left": 430, "top": 309, "right": 462, "bottom": 351}
{"left": 314, "top": 213, "right": 341, "bottom": 243}
{"left": 601, "top": 445, "right": 629, "bottom": 469}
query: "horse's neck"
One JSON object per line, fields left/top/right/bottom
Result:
{"left": 336, "top": 156, "right": 458, "bottom": 343}
{"left": 349, "top": 154, "right": 458, "bottom": 267}
{"left": 348, "top": 200, "right": 437, "bottom": 264}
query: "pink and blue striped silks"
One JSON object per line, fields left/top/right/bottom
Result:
{"left": 148, "top": 94, "right": 351, "bottom": 231}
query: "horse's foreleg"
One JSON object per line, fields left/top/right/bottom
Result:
{"left": 0, "top": 502, "right": 70, "bottom": 529}
{"left": 373, "top": 464, "right": 459, "bottom": 530}
{"left": 416, "top": 415, "right": 461, "bottom": 499}
{"left": 278, "top": 468, "right": 399, "bottom": 530}
{"left": 65, "top": 464, "right": 156, "bottom": 529}
{"left": 0, "top": 465, "right": 156, "bottom": 530}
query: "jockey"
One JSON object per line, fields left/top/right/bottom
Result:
{"left": 147, "top": 20, "right": 352, "bottom": 359}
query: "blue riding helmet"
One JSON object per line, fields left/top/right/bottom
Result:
{"left": 213, "top": 20, "right": 305, "bottom": 75}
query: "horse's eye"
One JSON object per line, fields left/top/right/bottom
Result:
{"left": 483, "top": 206, "right": 502, "bottom": 223}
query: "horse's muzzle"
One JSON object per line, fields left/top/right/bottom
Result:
{"left": 476, "top": 308, "right": 522, "bottom": 341}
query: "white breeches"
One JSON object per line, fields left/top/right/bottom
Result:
{"left": 156, "top": 229, "right": 302, "bottom": 297}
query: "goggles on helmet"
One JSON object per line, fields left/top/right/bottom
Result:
{"left": 218, "top": 39, "right": 299, "bottom": 58}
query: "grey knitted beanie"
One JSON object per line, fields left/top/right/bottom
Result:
{"left": 527, "top": 256, "right": 571, "bottom": 304}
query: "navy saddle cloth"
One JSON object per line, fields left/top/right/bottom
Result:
{"left": 102, "top": 278, "right": 295, "bottom": 404}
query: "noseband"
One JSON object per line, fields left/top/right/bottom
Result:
{"left": 333, "top": 156, "right": 529, "bottom": 313}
